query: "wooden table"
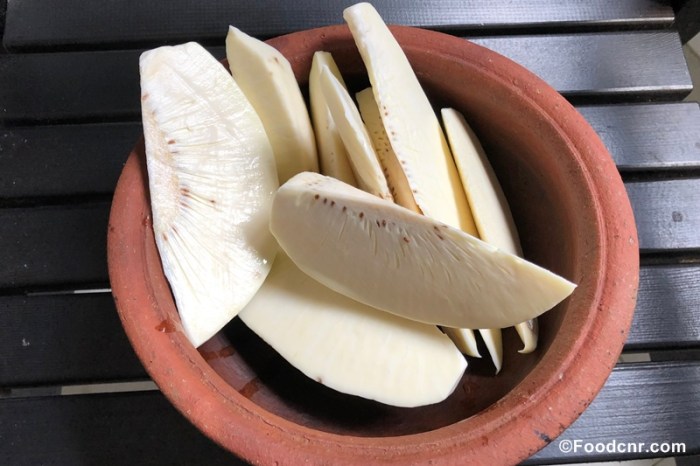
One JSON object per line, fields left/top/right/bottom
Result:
{"left": 1, "top": 1, "right": 699, "bottom": 464}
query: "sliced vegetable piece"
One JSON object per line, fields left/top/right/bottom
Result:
{"left": 356, "top": 87, "right": 415, "bottom": 210}
{"left": 478, "top": 328, "right": 503, "bottom": 373}
{"left": 442, "top": 108, "right": 538, "bottom": 353}
{"left": 319, "top": 67, "right": 392, "bottom": 201}
{"left": 356, "top": 87, "right": 486, "bottom": 360}
{"left": 140, "top": 42, "right": 278, "bottom": 347}
{"left": 309, "top": 52, "right": 357, "bottom": 185}
{"left": 272, "top": 172, "right": 576, "bottom": 330}
{"left": 226, "top": 26, "right": 318, "bottom": 183}
{"left": 343, "top": 2, "right": 476, "bottom": 232}
{"left": 239, "top": 254, "right": 467, "bottom": 407}
{"left": 442, "top": 327, "right": 481, "bottom": 358}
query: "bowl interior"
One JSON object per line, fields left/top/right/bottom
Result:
{"left": 112, "top": 27, "right": 602, "bottom": 439}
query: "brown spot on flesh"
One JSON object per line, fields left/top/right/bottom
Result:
{"left": 359, "top": 212, "right": 364, "bottom": 219}
{"left": 382, "top": 219, "right": 386, "bottom": 227}
{"left": 330, "top": 200, "right": 335, "bottom": 207}
{"left": 403, "top": 236, "right": 410, "bottom": 243}
{"left": 141, "top": 93, "right": 149, "bottom": 101}
{"left": 323, "top": 198, "right": 328, "bottom": 204}
{"left": 342, "top": 206, "right": 347, "bottom": 212}
{"left": 167, "top": 139, "right": 176, "bottom": 145}
{"left": 314, "top": 194, "right": 320, "bottom": 200}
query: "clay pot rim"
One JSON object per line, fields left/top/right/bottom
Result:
{"left": 107, "top": 25, "right": 638, "bottom": 464}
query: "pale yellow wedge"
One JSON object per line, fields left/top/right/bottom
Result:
{"left": 272, "top": 173, "right": 577, "bottom": 330}
{"left": 319, "top": 67, "right": 392, "bottom": 201}
{"left": 309, "top": 52, "right": 357, "bottom": 185}
{"left": 226, "top": 26, "right": 318, "bottom": 183}
{"left": 356, "top": 87, "right": 487, "bottom": 359}
{"left": 239, "top": 254, "right": 467, "bottom": 407}
{"left": 442, "top": 108, "right": 538, "bottom": 353}
{"left": 343, "top": 2, "right": 476, "bottom": 232}
{"left": 140, "top": 42, "right": 278, "bottom": 347}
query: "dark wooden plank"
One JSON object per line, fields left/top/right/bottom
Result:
{"left": 470, "top": 32, "right": 692, "bottom": 102}
{"left": 0, "top": 123, "right": 140, "bottom": 198}
{"left": 0, "top": 391, "right": 243, "bottom": 466}
{"left": 0, "top": 104, "right": 695, "bottom": 201}
{"left": 0, "top": 202, "right": 109, "bottom": 289}
{"left": 2, "top": 0, "right": 674, "bottom": 51}
{"left": 0, "top": 49, "right": 146, "bottom": 122}
{"left": 0, "top": 293, "right": 146, "bottom": 387}
{"left": 3, "top": 103, "right": 698, "bottom": 201}
{"left": 627, "top": 179, "right": 700, "bottom": 252}
{"left": 578, "top": 102, "right": 700, "bottom": 171}
{"left": 625, "top": 265, "right": 700, "bottom": 350}
{"left": 0, "top": 32, "right": 691, "bottom": 122}
{"left": 0, "top": 180, "right": 697, "bottom": 290}
{"left": 526, "top": 361, "right": 700, "bottom": 463}
{"left": 0, "top": 362, "right": 697, "bottom": 465}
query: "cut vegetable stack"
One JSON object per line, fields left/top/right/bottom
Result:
{"left": 228, "top": 28, "right": 466, "bottom": 406}
{"left": 138, "top": 2, "right": 576, "bottom": 408}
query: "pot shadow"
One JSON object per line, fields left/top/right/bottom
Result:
{"left": 215, "top": 318, "right": 537, "bottom": 437}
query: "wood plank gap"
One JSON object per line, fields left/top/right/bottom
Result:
{"left": 0, "top": 281, "right": 112, "bottom": 298}
{"left": 0, "top": 192, "right": 114, "bottom": 209}
{"left": 640, "top": 251, "right": 700, "bottom": 265}
{"left": 650, "top": 348, "right": 700, "bottom": 362}
{"left": 618, "top": 352, "right": 652, "bottom": 363}
{"left": 621, "top": 168, "right": 700, "bottom": 181}
{"left": 0, "top": 113, "right": 142, "bottom": 127}
{"left": 60, "top": 380, "right": 157, "bottom": 396}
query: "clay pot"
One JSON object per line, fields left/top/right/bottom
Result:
{"left": 108, "top": 25, "right": 638, "bottom": 465}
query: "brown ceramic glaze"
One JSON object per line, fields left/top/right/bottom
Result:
{"left": 107, "top": 25, "right": 639, "bottom": 465}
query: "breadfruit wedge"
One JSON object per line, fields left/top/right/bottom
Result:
{"left": 239, "top": 253, "right": 467, "bottom": 407}
{"left": 309, "top": 52, "right": 357, "bottom": 185}
{"left": 442, "top": 108, "right": 538, "bottom": 353}
{"left": 271, "top": 172, "right": 576, "bottom": 330}
{"left": 226, "top": 26, "right": 318, "bottom": 183}
{"left": 441, "top": 327, "right": 481, "bottom": 358}
{"left": 343, "top": 2, "right": 476, "bottom": 232}
{"left": 140, "top": 42, "right": 279, "bottom": 347}
{"left": 319, "top": 67, "right": 393, "bottom": 201}
{"left": 356, "top": 87, "right": 483, "bottom": 358}
{"left": 477, "top": 328, "right": 504, "bottom": 373}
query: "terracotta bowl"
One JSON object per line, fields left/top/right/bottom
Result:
{"left": 108, "top": 25, "right": 639, "bottom": 464}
